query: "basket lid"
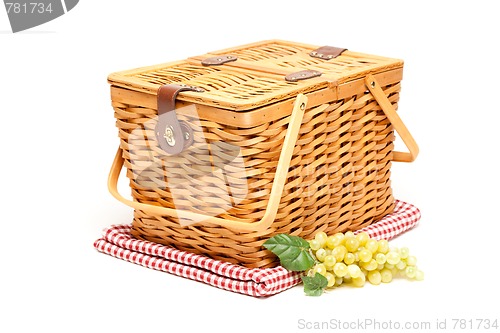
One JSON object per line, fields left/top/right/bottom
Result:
{"left": 108, "top": 40, "right": 403, "bottom": 111}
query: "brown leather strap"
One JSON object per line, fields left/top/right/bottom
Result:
{"left": 201, "top": 55, "right": 237, "bottom": 66}
{"left": 310, "top": 46, "right": 347, "bottom": 60}
{"left": 155, "top": 85, "right": 201, "bottom": 155}
{"left": 285, "top": 70, "right": 322, "bottom": 82}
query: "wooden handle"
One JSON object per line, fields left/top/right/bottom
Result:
{"left": 365, "top": 74, "right": 419, "bottom": 163}
{"left": 108, "top": 94, "right": 308, "bottom": 232}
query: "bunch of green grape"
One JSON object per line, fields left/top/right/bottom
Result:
{"left": 307, "top": 231, "right": 424, "bottom": 288}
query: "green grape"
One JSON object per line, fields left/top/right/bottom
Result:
{"left": 333, "top": 233, "right": 345, "bottom": 245}
{"left": 333, "top": 262, "right": 348, "bottom": 277}
{"left": 358, "top": 249, "right": 372, "bottom": 263}
{"left": 344, "top": 252, "right": 356, "bottom": 265}
{"left": 326, "top": 236, "right": 337, "bottom": 249}
{"left": 335, "top": 277, "right": 343, "bottom": 286}
{"left": 406, "top": 255, "right": 417, "bottom": 266}
{"left": 380, "top": 268, "right": 393, "bottom": 283}
{"left": 386, "top": 251, "right": 401, "bottom": 265}
{"left": 400, "top": 247, "right": 410, "bottom": 259}
{"left": 315, "top": 231, "right": 328, "bottom": 248}
{"left": 315, "top": 248, "right": 327, "bottom": 262}
{"left": 355, "top": 232, "right": 370, "bottom": 246}
{"left": 361, "top": 259, "right": 378, "bottom": 271}
{"left": 312, "top": 263, "right": 327, "bottom": 276}
{"left": 326, "top": 234, "right": 345, "bottom": 249}
{"left": 377, "top": 239, "right": 389, "bottom": 254}
{"left": 405, "top": 266, "right": 417, "bottom": 279}
{"left": 325, "top": 272, "right": 335, "bottom": 287}
{"left": 367, "top": 270, "right": 382, "bottom": 285}
{"left": 347, "top": 264, "right": 362, "bottom": 278}
{"left": 352, "top": 274, "right": 366, "bottom": 287}
{"left": 302, "top": 231, "right": 422, "bottom": 294}
{"left": 365, "top": 239, "right": 379, "bottom": 253}
{"left": 332, "top": 245, "right": 347, "bottom": 262}
{"left": 324, "top": 255, "right": 336, "bottom": 268}
{"left": 309, "top": 239, "right": 321, "bottom": 251}
{"left": 415, "top": 269, "right": 425, "bottom": 281}
{"left": 345, "top": 237, "right": 360, "bottom": 252}
{"left": 396, "top": 260, "right": 407, "bottom": 271}
{"left": 344, "top": 231, "right": 355, "bottom": 238}
{"left": 375, "top": 253, "right": 386, "bottom": 265}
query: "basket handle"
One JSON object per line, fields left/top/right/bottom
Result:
{"left": 108, "top": 94, "right": 308, "bottom": 232}
{"left": 365, "top": 74, "right": 419, "bottom": 162}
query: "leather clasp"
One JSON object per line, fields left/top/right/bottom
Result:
{"left": 285, "top": 70, "right": 322, "bottom": 82}
{"left": 201, "top": 55, "right": 237, "bottom": 66}
{"left": 309, "top": 46, "right": 347, "bottom": 60}
{"left": 155, "top": 84, "right": 202, "bottom": 155}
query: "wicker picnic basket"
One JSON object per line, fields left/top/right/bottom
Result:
{"left": 107, "top": 40, "right": 418, "bottom": 268}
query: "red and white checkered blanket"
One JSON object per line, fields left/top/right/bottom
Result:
{"left": 94, "top": 200, "right": 420, "bottom": 297}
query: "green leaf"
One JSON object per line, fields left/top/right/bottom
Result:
{"left": 263, "top": 234, "right": 315, "bottom": 271}
{"left": 301, "top": 274, "right": 328, "bottom": 296}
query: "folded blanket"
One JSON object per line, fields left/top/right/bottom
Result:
{"left": 94, "top": 200, "right": 421, "bottom": 297}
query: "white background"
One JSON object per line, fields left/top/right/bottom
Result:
{"left": 1, "top": 1, "right": 499, "bottom": 332}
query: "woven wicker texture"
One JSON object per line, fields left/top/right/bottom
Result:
{"left": 109, "top": 40, "right": 409, "bottom": 268}
{"left": 199, "top": 41, "right": 398, "bottom": 83}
